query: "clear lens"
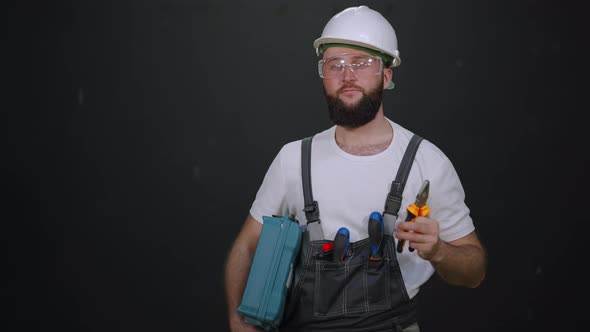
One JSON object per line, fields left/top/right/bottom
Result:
{"left": 318, "top": 54, "right": 383, "bottom": 79}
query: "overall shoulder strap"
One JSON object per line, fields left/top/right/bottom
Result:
{"left": 384, "top": 134, "right": 424, "bottom": 217}
{"left": 301, "top": 136, "right": 320, "bottom": 224}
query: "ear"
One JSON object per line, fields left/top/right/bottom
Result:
{"left": 383, "top": 67, "right": 393, "bottom": 90}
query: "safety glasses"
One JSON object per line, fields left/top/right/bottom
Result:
{"left": 318, "top": 54, "right": 383, "bottom": 79}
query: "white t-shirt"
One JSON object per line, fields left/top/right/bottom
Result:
{"left": 249, "top": 119, "right": 475, "bottom": 298}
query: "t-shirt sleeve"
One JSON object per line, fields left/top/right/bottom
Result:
{"left": 428, "top": 156, "right": 475, "bottom": 242}
{"left": 248, "top": 146, "right": 289, "bottom": 224}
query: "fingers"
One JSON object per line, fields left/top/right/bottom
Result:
{"left": 396, "top": 216, "right": 436, "bottom": 234}
{"left": 397, "top": 220, "right": 427, "bottom": 234}
{"left": 394, "top": 217, "right": 440, "bottom": 258}
{"left": 395, "top": 230, "right": 429, "bottom": 243}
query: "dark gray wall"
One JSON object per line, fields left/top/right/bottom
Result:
{"left": 16, "top": 0, "right": 586, "bottom": 331}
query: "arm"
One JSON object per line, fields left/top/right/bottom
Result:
{"left": 395, "top": 216, "right": 487, "bottom": 288}
{"left": 224, "top": 214, "right": 263, "bottom": 331}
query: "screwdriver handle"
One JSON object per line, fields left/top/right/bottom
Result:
{"left": 368, "top": 212, "right": 384, "bottom": 260}
{"left": 333, "top": 227, "right": 350, "bottom": 262}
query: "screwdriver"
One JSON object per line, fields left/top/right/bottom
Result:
{"left": 368, "top": 211, "right": 384, "bottom": 260}
{"left": 397, "top": 180, "right": 430, "bottom": 253}
{"left": 333, "top": 227, "right": 350, "bottom": 262}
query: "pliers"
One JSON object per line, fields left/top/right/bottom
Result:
{"left": 397, "top": 180, "right": 430, "bottom": 253}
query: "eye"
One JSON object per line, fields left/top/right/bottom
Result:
{"left": 350, "top": 62, "right": 372, "bottom": 71}
{"left": 329, "top": 63, "right": 344, "bottom": 71}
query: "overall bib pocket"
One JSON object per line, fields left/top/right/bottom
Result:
{"left": 313, "top": 246, "right": 392, "bottom": 317}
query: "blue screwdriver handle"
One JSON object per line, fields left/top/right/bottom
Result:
{"left": 368, "top": 211, "right": 384, "bottom": 260}
{"left": 333, "top": 227, "right": 350, "bottom": 262}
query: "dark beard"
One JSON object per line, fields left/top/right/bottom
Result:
{"left": 323, "top": 81, "right": 383, "bottom": 129}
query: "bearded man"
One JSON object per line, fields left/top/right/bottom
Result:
{"left": 225, "top": 5, "right": 486, "bottom": 332}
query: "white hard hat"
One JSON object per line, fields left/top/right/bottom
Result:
{"left": 313, "top": 5, "right": 401, "bottom": 67}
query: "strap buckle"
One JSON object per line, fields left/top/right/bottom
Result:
{"left": 303, "top": 201, "right": 320, "bottom": 224}
{"left": 384, "top": 192, "right": 402, "bottom": 216}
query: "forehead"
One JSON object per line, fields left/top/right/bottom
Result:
{"left": 322, "top": 46, "right": 373, "bottom": 59}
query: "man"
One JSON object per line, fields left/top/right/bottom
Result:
{"left": 225, "top": 5, "right": 486, "bottom": 332}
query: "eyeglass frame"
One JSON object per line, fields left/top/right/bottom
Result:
{"left": 317, "top": 53, "right": 384, "bottom": 79}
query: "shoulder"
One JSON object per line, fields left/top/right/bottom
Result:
{"left": 390, "top": 119, "right": 449, "bottom": 166}
{"left": 418, "top": 138, "right": 449, "bottom": 167}
{"left": 279, "top": 139, "right": 302, "bottom": 156}
{"left": 278, "top": 126, "right": 335, "bottom": 158}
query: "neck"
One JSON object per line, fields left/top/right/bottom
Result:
{"left": 334, "top": 109, "right": 393, "bottom": 156}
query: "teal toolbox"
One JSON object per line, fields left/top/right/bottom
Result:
{"left": 237, "top": 214, "right": 302, "bottom": 330}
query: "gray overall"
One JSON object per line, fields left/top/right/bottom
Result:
{"left": 280, "top": 135, "right": 424, "bottom": 331}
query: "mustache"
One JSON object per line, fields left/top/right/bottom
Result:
{"left": 337, "top": 84, "right": 365, "bottom": 94}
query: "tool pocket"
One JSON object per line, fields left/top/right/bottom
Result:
{"left": 281, "top": 236, "right": 416, "bottom": 330}
{"left": 313, "top": 245, "right": 391, "bottom": 317}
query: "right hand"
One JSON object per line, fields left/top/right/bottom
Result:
{"left": 229, "top": 314, "right": 262, "bottom": 332}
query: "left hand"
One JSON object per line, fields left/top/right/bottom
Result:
{"left": 394, "top": 216, "right": 442, "bottom": 261}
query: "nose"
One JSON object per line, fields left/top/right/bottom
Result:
{"left": 341, "top": 65, "right": 357, "bottom": 81}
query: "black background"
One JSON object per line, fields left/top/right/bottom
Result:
{"left": 13, "top": 0, "right": 587, "bottom": 331}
